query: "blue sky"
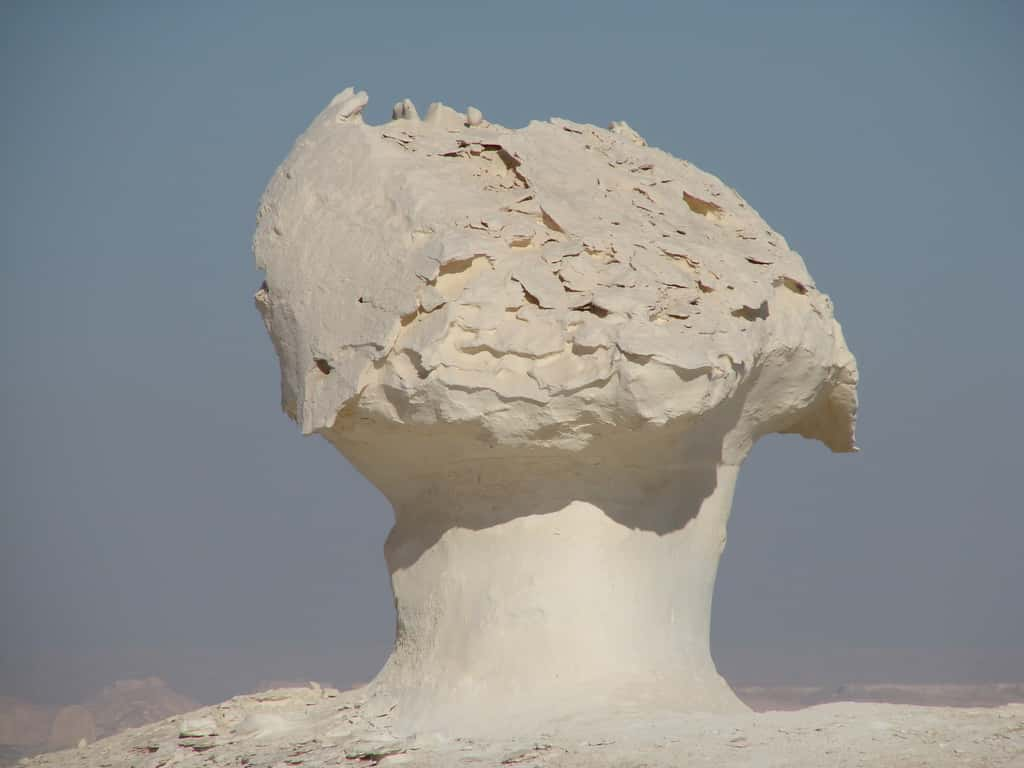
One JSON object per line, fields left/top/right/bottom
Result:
{"left": 2, "top": 1, "right": 1022, "bottom": 704}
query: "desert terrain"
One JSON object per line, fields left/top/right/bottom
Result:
{"left": 6, "top": 680, "right": 1022, "bottom": 767}
{"left": 9, "top": 681, "right": 1020, "bottom": 768}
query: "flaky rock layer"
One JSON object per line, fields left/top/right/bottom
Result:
{"left": 254, "top": 87, "right": 859, "bottom": 735}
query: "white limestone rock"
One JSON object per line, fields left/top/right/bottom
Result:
{"left": 391, "top": 98, "right": 419, "bottom": 122}
{"left": 252, "top": 87, "right": 859, "bottom": 736}
{"left": 178, "top": 716, "right": 217, "bottom": 739}
{"left": 331, "top": 87, "right": 368, "bottom": 121}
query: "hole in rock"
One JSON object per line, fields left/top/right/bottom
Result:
{"left": 683, "top": 191, "right": 725, "bottom": 218}
{"left": 314, "top": 358, "right": 333, "bottom": 374}
{"left": 775, "top": 276, "right": 809, "bottom": 295}
{"left": 575, "top": 302, "right": 609, "bottom": 318}
{"left": 731, "top": 301, "right": 770, "bottom": 322}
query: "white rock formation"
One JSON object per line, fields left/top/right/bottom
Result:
{"left": 253, "top": 88, "right": 859, "bottom": 735}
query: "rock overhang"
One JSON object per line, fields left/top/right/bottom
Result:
{"left": 251, "top": 86, "right": 862, "bottom": 733}
{"left": 253, "top": 87, "right": 858, "bottom": 459}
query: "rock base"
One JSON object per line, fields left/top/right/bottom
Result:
{"left": 23, "top": 684, "right": 1024, "bottom": 768}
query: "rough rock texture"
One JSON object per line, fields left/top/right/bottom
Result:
{"left": 252, "top": 88, "right": 859, "bottom": 736}
{"left": 254, "top": 89, "right": 856, "bottom": 452}
{"left": 22, "top": 685, "right": 1024, "bottom": 768}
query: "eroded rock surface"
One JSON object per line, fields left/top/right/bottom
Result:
{"left": 254, "top": 91, "right": 857, "bottom": 454}
{"left": 251, "top": 88, "right": 861, "bottom": 735}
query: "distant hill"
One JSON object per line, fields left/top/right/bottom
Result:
{"left": 82, "top": 677, "right": 198, "bottom": 738}
{"left": 0, "top": 696, "right": 51, "bottom": 746}
{"left": 0, "top": 677, "right": 198, "bottom": 766}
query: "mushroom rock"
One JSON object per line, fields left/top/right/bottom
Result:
{"left": 253, "top": 88, "right": 859, "bottom": 736}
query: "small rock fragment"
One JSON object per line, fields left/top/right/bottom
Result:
{"left": 344, "top": 737, "right": 408, "bottom": 760}
{"left": 327, "top": 86, "right": 354, "bottom": 107}
{"left": 424, "top": 101, "right": 465, "bottom": 129}
{"left": 179, "top": 716, "right": 218, "bottom": 739}
{"left": 391, "top": 98, "right": 420, "bottom": 121}
{"left": 336, "top": 90, "right": 369, "bottom": 121}
{"left": 608, "top": 120, "right": 647, "bottom": 146}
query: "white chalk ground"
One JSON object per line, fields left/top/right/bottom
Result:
{"left": 25, "top": 684, "right": 1023, "bottom": 767}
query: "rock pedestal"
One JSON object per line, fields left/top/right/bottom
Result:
{"left": 254, "top": 87, "right": 858, "bottom": 735}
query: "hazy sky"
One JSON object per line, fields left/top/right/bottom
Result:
{"left": 2, "top": 1, "right": 1022, "bottom": 706}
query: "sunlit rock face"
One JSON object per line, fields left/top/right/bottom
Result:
{"left": 253, "top": 87, "right": 858, "bottom": 735}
